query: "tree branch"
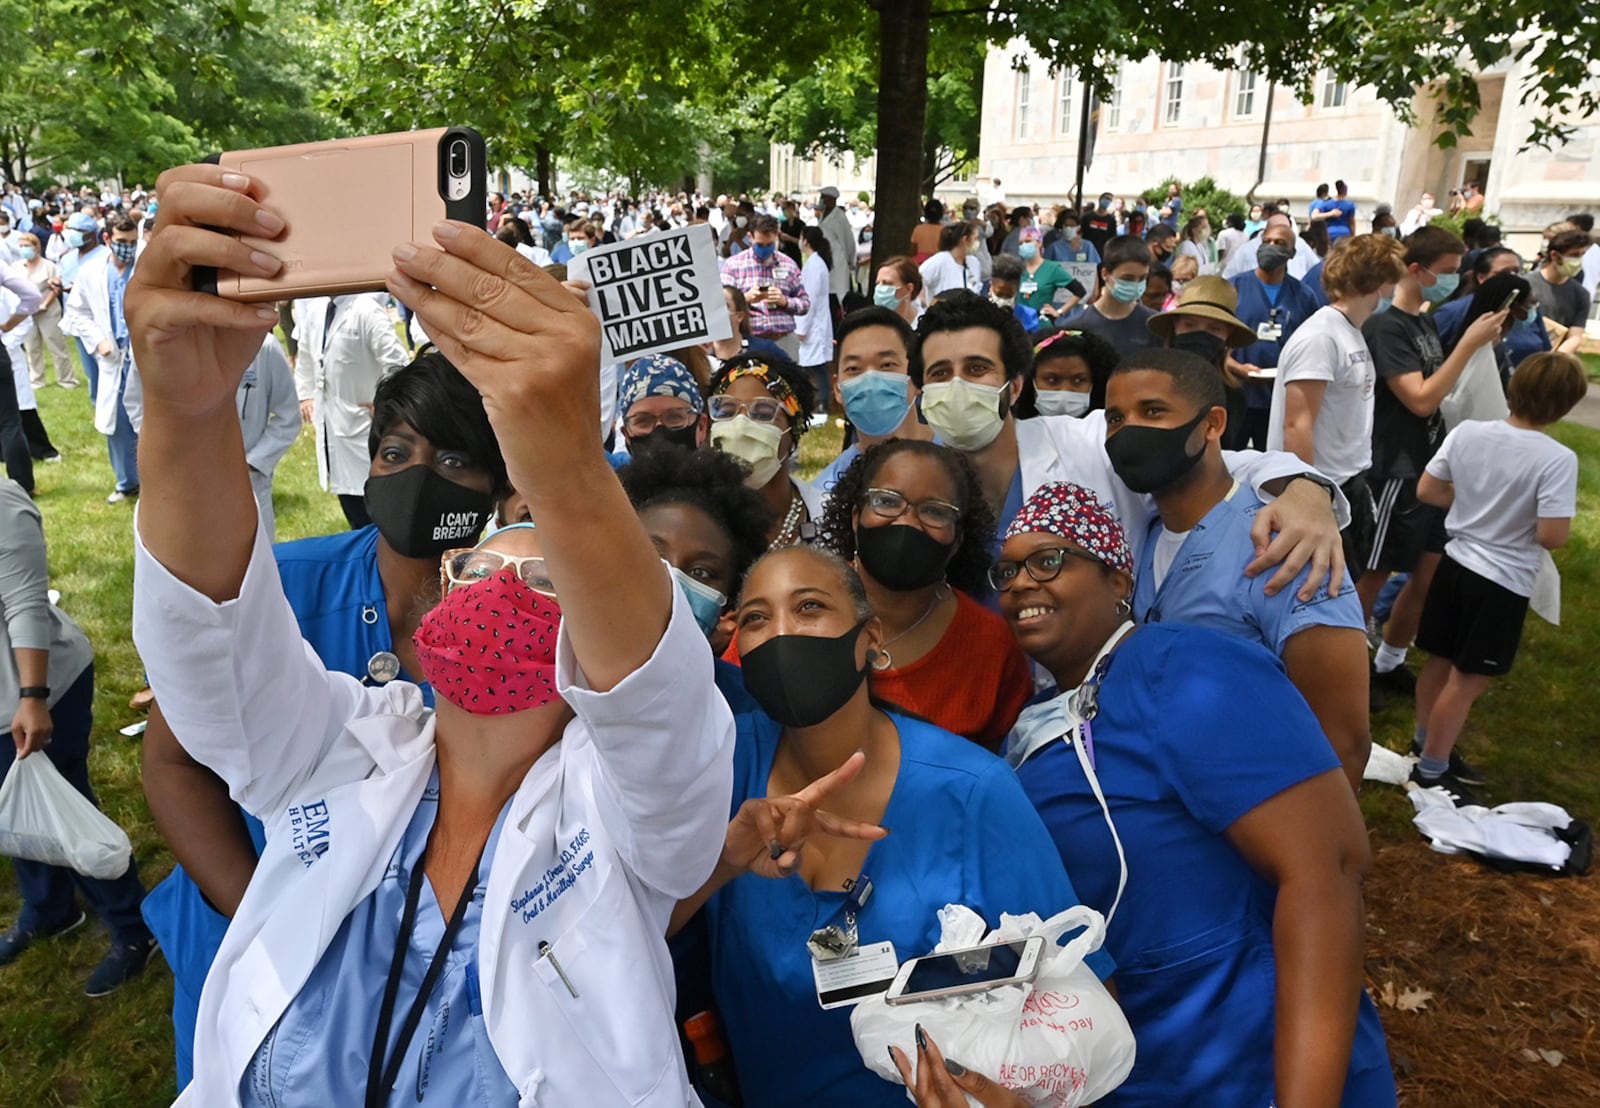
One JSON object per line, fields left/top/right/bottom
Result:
{"left": 929, "top": 4, "right": 1016, "bottom": 17}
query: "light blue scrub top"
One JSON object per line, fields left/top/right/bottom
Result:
{"left": 240, "top": 768, "right": 518, "bottom": 1107}
{"left": 705, "top": 710, "right": 1112, "bottom": 1108}
{"left": 1015, "top": 625, "right": 1395, "bottom": 1106}
{"left": 143, "top": 525, "right": 434, "bottom": 1090}
{"left": 1134, "top": 485, "right": 1364, "bottom": 657}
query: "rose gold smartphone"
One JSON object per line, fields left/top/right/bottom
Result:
{"left": 196, "top": 126, "right": 486, "bottom": 302}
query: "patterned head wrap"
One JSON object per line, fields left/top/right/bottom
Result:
{"left": 619, "top": 354, "right": 703, "bottom": 415}
{"left": 1003, "top": 481, "right": 1134, "bottom": 579}
{"left": 713, "top": 362, "right": 806, "bottom": 436}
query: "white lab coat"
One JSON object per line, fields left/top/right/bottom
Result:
{"left": 0, "top": 283, "right": 34, "bottom": 410}
{"left": 1016, "top": 411, "right": 1352, "bottom": 564}
{"left": 817, "top": 206, "right": 857, "bottom": 298}
{"left": 132, "top": 520, "right": 734, "bottom": 1108}
{"left": 60, "top": 251, "right": 134, "bottom": 435}
{"left": 293, "top": 294, "right": 407, "bottom": 495}
{"left": 793, "top": 253, "right": 834, "bottom": 366}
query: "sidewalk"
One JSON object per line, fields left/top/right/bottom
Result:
{"left": 1563, "top": 381, "right": 1600, "bottom": 431}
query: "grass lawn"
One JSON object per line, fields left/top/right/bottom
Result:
{"left": 3, "top": 384, "right": 1598, "bottom": 1104}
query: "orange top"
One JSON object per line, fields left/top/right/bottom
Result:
{"left": 870, "top": 591, "right": 1033, "bottom": 752}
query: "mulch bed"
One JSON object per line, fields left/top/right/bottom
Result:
{"left": 1364, "top": 837, "right": 1600, "bottom": 1105}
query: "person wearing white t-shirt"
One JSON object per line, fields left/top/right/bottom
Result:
{"left": 918, "top": 223, "right": 980, "bottom": 300}
{"left": 1410, "top": 352, "right": 1586, "bottom": 805}
{"left": 1268, "top": 233, "right": 1406, "bottom": 575}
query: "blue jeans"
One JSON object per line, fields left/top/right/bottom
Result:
{"left": 75, "top": 338, "right": 98, "bottom": 404}
{"left": 0, "top": 666, "right": 150, "bottom": 945}
{"left": 106, "top": 352, "right": 139, "bottom": 492}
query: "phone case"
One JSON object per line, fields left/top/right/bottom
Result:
{"left": 196, "top": 126, "right": 486, "bottom": 302}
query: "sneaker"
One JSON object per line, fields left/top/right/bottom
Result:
{"left": 1364, "top": 616, "right": 1385, "bottom": 651}
{"left": 1410, "top": 741, "right": 1487, "bottom": 786}
{"left": 1410, "top": 764, "right": 1481, "bottom": 807}
{"left": 0, "top": 910, "right": 87, "bottom": 967}
{"left": 105, "top": 487, "right": 139, "bottom": 504}
{"left": 84, "top": 937, "right": 159, "bottom": 997}
{"left": 1371, "top": 662, "right": 1417, "bottom": 698}
{"left": 57, "top": 380, "right": 80, "bottom": 389}
{"left": 42, "top": 452, "right": 62, "bottom": 464}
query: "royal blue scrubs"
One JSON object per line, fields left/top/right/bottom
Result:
{"left": 705, "top": 710, "right": 1112, "bottom": 1108}
{"left": 1014, "top": 625, "right": 1395, "bottom": 1106}
{"left": 143, "top": 525, "right": 434, "bottom": 1090}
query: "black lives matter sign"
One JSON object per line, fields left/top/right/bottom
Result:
{"left": 577, "top": 224, "right": 732, "bottom": 363}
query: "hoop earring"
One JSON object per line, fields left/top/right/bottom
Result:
{"left": 869, "top": 648, "right": 891, "bottom": 672}
{"left": 1115, "top": 596, "right": 1132, "bottom": 619}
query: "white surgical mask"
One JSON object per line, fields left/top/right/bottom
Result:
{"left": 710, "top": 415, "right": 786, "bottom": 487}
{"left": 920, "top": 378, "right": 1010, "bottom": 452}
{"left": 1034, "top": 389, "right": 1092, "bottom": 418}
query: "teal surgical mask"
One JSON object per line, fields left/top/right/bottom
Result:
{"left": 1422, "top": 271, "right": 1459, "bottom": 303}
{"left": 840, "top": 369, "right": 912, "bottom": 437}
{"left": 1375, "top": 295, "right": 1393, "bottom": 314}
{"left": 18, "top": 245, "right": 36, "bottom": 261}
{"left": 1018, "top": 242, "right": 1039, "bottom": 261}
{"left": 1110, "top": 277, "right": 1147, "bottom": 304}
{"left": 873, "top": 284, "right": 900, "bottom": 310}
{"left": 670, "top": 565, "right": 727, "bottom": 636}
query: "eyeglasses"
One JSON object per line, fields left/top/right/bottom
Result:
{"left": 708, "top": 395, "right": 786, "bottom": 425}
{"left": 987, "top": 546, "right": 1100, "bottom": 592}
{"left": 623, "top": 406, "right": 699, "bottom": 434}
{"left": 862, "top": 488, "right": 961, "bottom": 531}
{"left": 440, "top": 548, "right": 557, "bottom": 597}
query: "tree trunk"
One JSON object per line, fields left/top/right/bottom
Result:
{"left": 872, "top": 0, "right": 931, "bottom": 271}
{"left": 535, "top": 144, "right": 553, "bottom": 197}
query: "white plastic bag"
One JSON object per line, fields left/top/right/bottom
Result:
{"left": 852, "top": 904, "right": 1136, "bottom": 1106}
{"left": 0, "top": 753, "right": 133, "bottom": 879}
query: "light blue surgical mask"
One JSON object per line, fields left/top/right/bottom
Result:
{"left": 65, "top": 229, "right": 87, "bottom": 249}
{"left": 1422, "top": 271, "right": 1459, "bottom": 303}
{"left": 18, "top": 245, "right": 36, "bottom": 261}
{"left": 1514, "top": 309, "right": 1540, "bottom": 331}
{"left": 1110, "top": 277, "right": 1147, "bottom": 304}
{"left": 670, "top": 566, "right": 727, "bottom": 636}
{"left": 1018, "top": 242, "right": 1039, "bottom": 261}
{"left": 840, "top": 369, "right": 912, "bottom": 437}
{"left": 568, "top": 239, "right": 589, "bottom": 255}
{"left": 873, "top": 284, "right": 900, "bottom": 310}
{"left": 1375, "top": 295, "right": 1393, "bottom": 314}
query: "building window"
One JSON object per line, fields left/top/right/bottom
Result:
{"left": 1321, "top": 72, "right": 1348, "bottom": 109}
{"left": 1105, "top": 63, "right": 1124, "bottom": 131}
{"left": 1016, "top": 70, "right": 1031, "bottom": 138}
{"left": 1234, "top": 66, "right": 1257, "bottom": 117}
{"left": 1163, "top": 62, "right": 1185, "bottom": 125}
{"left": 1058, "top": 71, "right": 1073, "bottom": 136}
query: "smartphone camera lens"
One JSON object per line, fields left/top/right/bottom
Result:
{"left": 449, "top": 139, "right": 469, "bottom": 178}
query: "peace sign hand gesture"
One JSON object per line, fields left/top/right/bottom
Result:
{"left": 722, "top": 751, "right": 888, "bottom": 880}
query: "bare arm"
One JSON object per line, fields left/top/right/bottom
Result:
{"left": 1416, "top": 471, "right": 1453, "bottom": 509}
{"left": 1556, "top": 324, "right": 1585, "bottom": 354}
{"left": 1537, "top": 517, "right": 1572, "bottom": 551}
{"left": 1385, "top": 310, "right": 1508, "bottom": 418}
{"left": 141, "top": 704, "right": 257, "bottom": 917}
{"left": 1281, "top": 379, "right": 1326, "bottom": 467}
{"left": 387, "top": 224, "right": 671, "bottom": 692}
{"left": 1226, "top": 770, "right": 1371, "bottom": 1108}
{"left": 1281, "top": 626, "right": 1371, "bottom": 791}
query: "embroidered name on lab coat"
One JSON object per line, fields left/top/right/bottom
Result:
{"left": 287, "top": 799, "right": 332, "bottom": 867}
{"left": 511, "top": 828, "right": 595, "bottom": 923}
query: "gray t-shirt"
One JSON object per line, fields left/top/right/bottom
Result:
{"left": 1062, "top": 302, "right": 1158, "bottom": 358}
{"left": 1526, "top": 271, "right": 1591, "bottom": 330}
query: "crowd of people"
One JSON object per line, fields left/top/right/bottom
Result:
{"left": 0, "top": 160, "right": 1593, "bottom": 1108}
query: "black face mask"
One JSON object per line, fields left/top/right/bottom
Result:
{"left": 1103, "top": 408, "right": 1210, "bottom": 494}
{"left": 741, "top": 620, "right": 869, "bottom": 728}
{"left": 1171, "top": 330, "right": 1228, "bottom": 367}
{"left": 364, "top": 464, "right": 494, "bottom": 558}
{"left": 854, "top": 522, "right": 954, "bottom": 591}
{"left": 627, "top": 423, "right": 699, "bottom": 458}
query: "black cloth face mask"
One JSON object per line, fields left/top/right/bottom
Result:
{"left": 626, "top": 423, "right": 699, "bottom": 458}
{"left": 364, "top": 464, "right": 494, "bottom": 558}
{"left": 741, "top": 619, "right": 869, "bottom": 729}
{"left": 854, "top": 522, "right": 954, "bottom": 592}
{"left": 1103, "top": 408, "right": 1210, "bottom": 495}
{"left": 1171, "top": 329, "right": 1228, "bottom": 367}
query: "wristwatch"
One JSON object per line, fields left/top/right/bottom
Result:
{"left": 1288, "top": 472, "right": 1337, "bottom": 502}
{"left": 18, "top": 686, "right": 49, "bottom": 699}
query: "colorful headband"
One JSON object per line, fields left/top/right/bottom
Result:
{"left": 1033, "top": 330, "right": 1085, "bottom": 357}
{"left": 718, "top": 363, "right": 803, "bottom": 421}
{"left": 1004, "top": 481, "right": 1134, "bottom": 579}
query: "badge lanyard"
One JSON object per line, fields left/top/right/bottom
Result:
{"left": 807, "top": 873, "right": 874, "bottom": 962}
{"left": 1066, "top": 623, "right": 1132, "bottom": 927}
{"left": 365, "top": 845, "right": 485, "bottom": 1108}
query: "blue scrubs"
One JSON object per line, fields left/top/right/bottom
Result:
{"left": 143, "top": 525, "right": 433, "bottom": 1090}
{"left": 1302, "top": 261, "right": 1328, "bottom": 306}
{"left": 1230, "top": 272, "right": 1324, "bottom": 418}
{"left": 240, "top": 768, "right": 518, "bottom": 1106}
{"left": 1015, "top": 625, "right": 1395, "bottom": 1106}
{"left": 706, "top": 711, "right": 1111, "bottom": 1108}
{"left": 814, "top": 444, "right": 861, "bottom": 494}
{"left": 1134, "top": 485, "right": 1363, "bottom": 656}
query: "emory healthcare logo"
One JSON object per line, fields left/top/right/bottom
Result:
{"left": 286, "top": 798, "right": 332, "bottom": 868}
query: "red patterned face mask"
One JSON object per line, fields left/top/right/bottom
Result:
{"left": 413, "top": 567, "right": 563, "bottom": 715}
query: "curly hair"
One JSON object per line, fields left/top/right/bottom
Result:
{"left": 1015, "top": 328, "right": 1122, "bottom": 417}
{"left": 616, "top": 447, "right": 774, "bottom": 587}
{"left": 706, "top": 351, "right": 819, "bottom": 442}
{"left": 816, "top": 439, "right": 998, "bottom": 597}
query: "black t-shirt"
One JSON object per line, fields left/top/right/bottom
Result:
{"left": 1362, "top": 308, "right": 1445, "bottom": 479}
{"left": 1083, "top": 210, "right": 1118, "bottom": 253}
{"left": 779, "top": 216, "right": 807, "bottom": 264}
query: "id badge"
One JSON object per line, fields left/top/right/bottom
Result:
{"left": 1021, "top": 280, "right": 1039, "bottom": 297}
{"left": 1256, "top": 320, "right": 1281, "bottom": 342}
{"left": 812, "top": 941, "right": 899, "bottom": 1010}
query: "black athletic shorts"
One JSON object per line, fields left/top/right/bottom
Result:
{"left": 1369, "top": 476, "right": 1443, "bottom": 574}
{"left": 1339, "top": 472, "right": 1376, "bottom": 578}
{"left": 1416, "top": 553, "right": 1529, "bottom": 675}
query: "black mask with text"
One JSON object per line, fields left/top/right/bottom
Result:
{"left": 1103, "top": 408, "right": 1210, "bottom": 494}
{"left": 364, "top": 464, "right": 493, "bottom": 558}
